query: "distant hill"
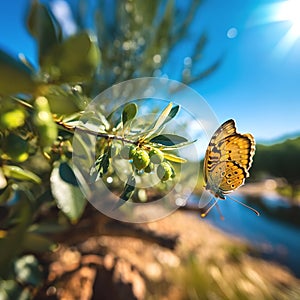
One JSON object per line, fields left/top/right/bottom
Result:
{"left": 251, "top": 136, "right": 300, "bottom": 190}
{"left": 257, "top": 132, "right": 300, "bottom": 146}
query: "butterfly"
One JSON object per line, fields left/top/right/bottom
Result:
{"left": 202, "top": 119, "right": 259, "bottom": 218}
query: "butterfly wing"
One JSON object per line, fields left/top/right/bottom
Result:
{"left": 218, "top": 161, "right": 247, "bottom": 193}
{"left": 205, "top": 161, "right": 247, "bottom": 198}
{"left": 203, "top": 119, "right": 255, "bottom": 198}
{"left": 217, "top": 133, "right": 255, "bottom": 176}
{"left": 209, "top": 119, "right": 237, "bottom": 145}
{"left": 203, "top": 119, "right": 236, "bottom": 183}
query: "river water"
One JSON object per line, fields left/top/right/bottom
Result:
{"left": 190, "top": 194, "right": 300, "bottom": 278}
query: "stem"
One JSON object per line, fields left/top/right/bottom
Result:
{"left": 11, "top": 96, "right": 34, "bottom": 109}
{"left": 56, "top": 119, "right": 137, "bottom": 145}
{"left": 11, "top": 95, "right": 138, "bottom": 145}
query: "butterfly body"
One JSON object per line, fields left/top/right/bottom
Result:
{"left": 203, "top": 119, "right": 255, "bottom": 203}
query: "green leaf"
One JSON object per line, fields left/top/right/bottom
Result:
{"left": 89, "top": 151, "right": 110, "bottom": 182}
{"left": 29, "top": 222, "right": 68, "bottom": 234}
{"left": 149, "top": 134, "right": 188, "bottom": 146}
{"left": 141, "top": 103, "right": 180, "bottom": 141}
{"left": 112, "top": 174, "right": 136, "bottom": 210}
{"left": 0, "top": 195, "right": 32, "bottom": 277}
{"left": 0, "top": 49, "right": 36, "bottom": 95}
{"left": 41, "top": 32, "right": 101, "bottom": 83}
{"left": 122, "top": 103, "right": 137, "bottom": 127}
{"left": 146, "top": 102, "right": 173, "bottom": 136}
{"left": 59, "top": 161, "right": 78, "bottom": 186}
{"left": 160, "top": 139, "right": 198, "bottom": 151}
{"left": 27, "top": 1, "right": 61, "bottom": 63}
{"left": 80, "top": 111, "right": 110, "bottom": 132}
{"left": 50, "top": 161, "right": 86, "bottom": 222}
{"left": 22, "top": 232, "right": 55, "bottom": 253}
{"left": 41, "top": 85, "right": 83, "bottom": 115}
{"left": 14, "top": 255, "right": 43, "bottom": 286}
{"left": 0, "top": 168, "right": 7, "bottom": 190}
{"left": 163, "top": 153, "right": 187, "bottom": 163}
{"left": 0, "top": 280, "right": 25, "bottom": 300}
{"left": 0, "top": 185, "right": 12, "bottom": 205}
{"left": 120, "top": 175, "right": 136, "bottom": 201}
{"left": 72, "top": 134, "right": 94, "bottom": 169}
{"left": 2, "top": 165, "right": 41, "bottom": 184}
{"left": 167, "top": 105, "right": 180, "bottom": 121}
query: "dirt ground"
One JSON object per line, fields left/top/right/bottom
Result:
{"left": 35, "top": 202, "right": 300, "bottom": 300}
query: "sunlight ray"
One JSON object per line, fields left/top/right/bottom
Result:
{"left": 250, "top": 0, "right": 300, "bottom": 55}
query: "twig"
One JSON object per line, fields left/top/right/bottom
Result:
{"left": 56, "top": 119, "right": 137, "bottom": 145}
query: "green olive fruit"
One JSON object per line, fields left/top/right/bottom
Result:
{"left": 0, "top": 109, "right": 26, "bottom": 130}
{"left": 157, "top": 162, "right": 173, "bottom": 182}
{"left": 120, "top": 145, "right": 136, "bottom": 159}
{"left": 149, "top": 148, "right": 164, "bottom": 164}
{"left": 33, "top": 97, "right": 58, "bottom": 148}
{"left": 132, "top": 149, "right": 150, "bottom": 170}
{"left": 144, "top": 162, "right": 154, "bottom": 173}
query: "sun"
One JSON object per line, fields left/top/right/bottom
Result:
{"left": 259, "top": 0, "right": 300, "bottom": 55}
{"left": 277, "top": 0, "right": 300, "bottom": 36}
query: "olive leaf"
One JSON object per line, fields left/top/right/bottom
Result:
{"left": 22, "top": 232, "right": 55, "bottom": 253}
{"left": 106, "top": 103, "right": 137, "bottom": 131}
{"left": 27, "top": 1, "right": 62, "bottom": 63}
{"left": 122, "top": 103, "right": 137, "bottom": 127}
{"left": 2, "top": 165, "right": 41, "bottom": 184}
{"left": 159, "top": 139, "right": 198, "bottom": 150}
{"left": 163, "top": 153, "right": 187, "bottom": 163}
{"left": 0, "top": 279, "right": 27, "bottom": 299}
{"left": 59, "top": 161, "right": 78, "bottom": 185}
{"left": 0, "top": 50, "right": 36, "bottom": 95}
{"left": 120, "top": 175, "right": 136, "bottom": 201}
{"left": 112, "top": 174, "right": 136, "bottom": 210}
{"left": 0, "top": 194, "right": 32, "bottom": 277}
{"left": 40, "top": 32, "right": 101, "bottom": 83}
{"left": 149, "top": 134, "right": 188, "bottom": 146}
{"left": 0, "top": 168, "right": 7, "bottom": 190}
{"left": 139, "top": 103, "right": 180, "bottom": 141}
{"left": 50, "top": 161, "right": 86, "bottom": 223}
{"left": 14, "top": 255, "right": 44, "bottom": 286}
{"left": 89, "top": 151, "right": 110, "bottom": 182}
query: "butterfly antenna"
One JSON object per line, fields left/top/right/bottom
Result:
{"left": 201, "top": 199, "right": 220, "bottom": 218}
{"left": 227, "top": 195, "right": 260, "bottom": 216}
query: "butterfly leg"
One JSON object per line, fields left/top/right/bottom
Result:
{"left": 215, "top": 201, "right": 224, "bottom": 220}
{"left": 201, "top": 198, "right": 217, "bottom": 217}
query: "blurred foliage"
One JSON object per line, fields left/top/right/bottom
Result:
{"left": 173, "top": 253, "right": 300, "bottom": 300}
{"left": 69, "top": 0, "right": 221, "bottom": 91}
{"left": 0, "top": 0, "right": 218, "bottom": 297}
{"left": 252, "top": 137, "right": 300, "bottom": 199}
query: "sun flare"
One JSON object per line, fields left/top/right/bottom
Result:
{"left": 277, "top": 0, "right": 300, "bottom": 36}
{"left": 256, "top": 0, "right": 300, "bottom": 55}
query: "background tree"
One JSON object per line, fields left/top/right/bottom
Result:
{"left": 251, "top": 137, "right": 300, "bottom": 201}
{"left": 0, "top": 0, "right": 219, "bottom": 298}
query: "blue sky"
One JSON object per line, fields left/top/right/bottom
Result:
{"left": 1, "top": 0, "right": 300, "bottom": 142}
{"left": 170, "top": 0, "right": 300, "bottom": 142}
